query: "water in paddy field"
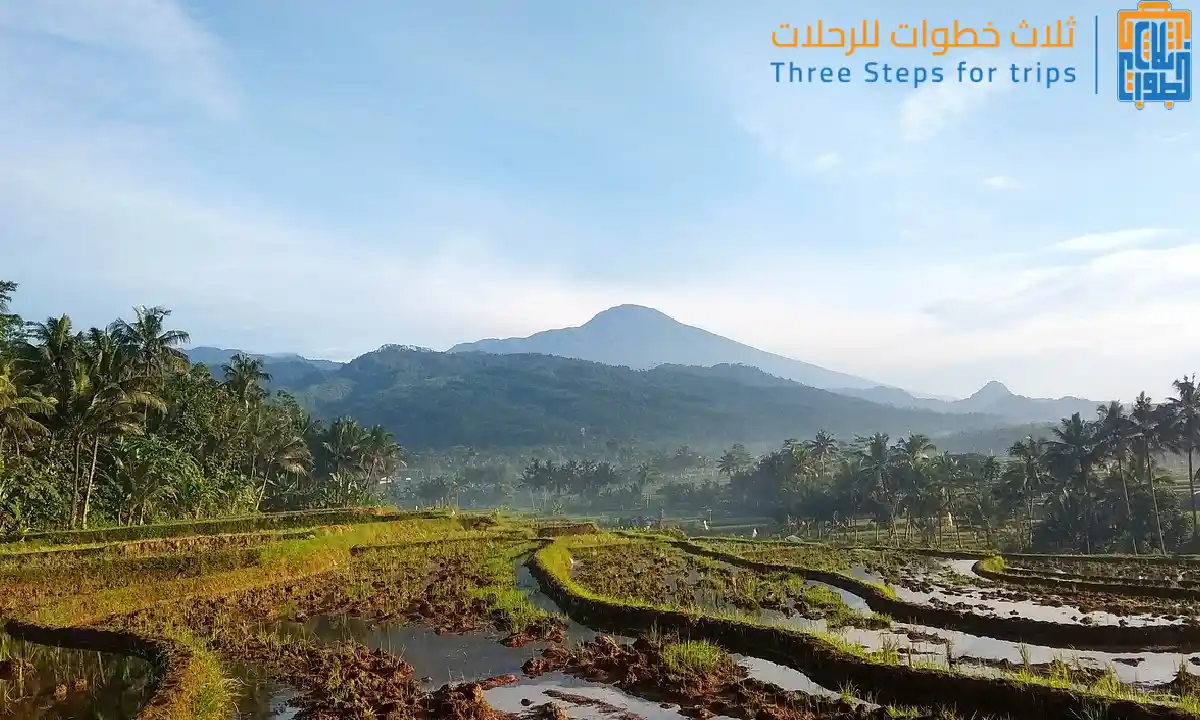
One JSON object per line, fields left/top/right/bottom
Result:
{"left": 226, "top": 662, "right": 303, "bottom": 720}
{"left": 485, "top": 672, "right": 743, "bottom": 720}
{"left": 0, "top": 633, "right": 154, "bottom": 720}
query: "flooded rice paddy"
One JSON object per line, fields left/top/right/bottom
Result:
{"left": 5, "top": 513, "right": 1200, "bottom": 719}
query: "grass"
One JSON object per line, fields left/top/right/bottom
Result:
{"left": 977, "top": 555, "right": 1006, "bottom": 573}
{"left": 1, "top": 506, "right": 413, "bottom": 548}
{"left": 659, "top": 639, "right": 729, "bottom": 675}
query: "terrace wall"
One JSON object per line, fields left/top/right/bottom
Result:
{"left": 529, "top": 545, "right": 1194, "bottom": 720}
{"left": 675, "top": 540, "right": 1200, "bottom": 652}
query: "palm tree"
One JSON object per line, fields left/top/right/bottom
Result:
{"left": 18, "top": 315, "right": 80, "bottom": 415}
{"left": 1044, "top": 413, "right": 1099, "bottom": 552}
{"left": 1096, "top": 400, "right": 1137, "bottom": 552}
{"left": 103, "top": 436, "right": 192, "bottom": 525}
{"left": 1003, "top": 437, "right": 1046, "bottom": 549}
{"left": 1132, "top": 393, "right": 1168, "bottom": 553}
{"left": 717, "top": 443, "right": 750, "bottom": 480}
{"left": 111, "top": 305, "right": 191, "bottom": 378}
{"left": 254, "top": 416, "right": 311, "bottom": 508}
{"left": 1165, "top": 375, "right": 1200, "bottom": 538}
{"left": 362, "top": 424, "right": 405, "bottom": 484}
{"left": 75, "top": 338, "right": 166, "bottom": 527}
{"left": 0, "top": 360, "right": 54, "bottom": 459}
{"left": 893, "top": 433, "right": 934, "bottom": 538}
{"left": 0, "top": 280, "right": 20, "bottom": 348}
{"left": 806, "top": 430, "right": 839, "bottom": 477}
{"left": 222, "top": 354, "right": 271, "bottom": 407}
{"left": 856, "top": 433, "right": 899, "bottom": 539}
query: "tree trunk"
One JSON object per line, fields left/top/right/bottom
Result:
{"left": 1027, "top": 495, "right": 1036, "bottom": 550}
{"left": 254, "top": 471, "right": 268, "bottom": 510}
{"left": 1082, "top": 470, "right": 1093, "bottom": 554}
{"left": 1147, "top": 454, "right": 1166, "bottom": 554}
{"left": 1117, "top": 455, "right": 1136, "bottom": 554}
{"left": 81, "top": 435, "right": 100, "bottom": 529}
{"left": 1189, "top": 449, "right": 1197, "bottom": 540}
{"left": 70, "top": 436, "right": 82, "bottom": 529}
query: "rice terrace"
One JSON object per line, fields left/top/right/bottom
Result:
{"left": 5, "top": 507, "right": 1200, "bottom": 719}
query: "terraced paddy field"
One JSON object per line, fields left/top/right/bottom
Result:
{"left": 3, "top": 513, "right": 1200, "bottom": 720}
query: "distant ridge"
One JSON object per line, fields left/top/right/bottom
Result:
{"left": 834, "top": 379, "right": 1104, "bottom": 423}
{"left": 275, "top": 345, "right": 1013, "bottom": 451}
{"left": 449, "top": 304, "right": 1105, "bottom": 424}
{"left": 184, "top": 346, "right": 342, "bottom": 389}
{"left": 449, "top": 304, "right": 884, "bottom": 391}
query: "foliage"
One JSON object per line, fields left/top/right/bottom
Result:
{"left": 0, "top": 282, "right": 407, "bottom": 533}
{"left": 721, "top": 399, "right": 1194, "bottom": 553}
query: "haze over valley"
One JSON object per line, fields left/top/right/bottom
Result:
{"left": 179, "top": 304, "right": 1110, "bottom": 454}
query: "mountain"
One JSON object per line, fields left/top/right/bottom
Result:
{"left": 185, "top": 347, "right": 342, "bottom": 372}
{"left": 185, "top": 347, "right": 342, "bottom": 390}
{"left": 833, "top": 380, "right": 1103, "bottom": 423}
{"left": 280, "top": 346, "right": 1012, "bottom": 451}
{"left": 952, "top": 381, "right": 1102, "bottom": 420}
{"left": 449, "top": 304, "right": 884, "bottom": 391}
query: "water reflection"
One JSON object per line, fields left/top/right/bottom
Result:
{"left": 0, "top": 633, "right": 154, "bottom": 720}
{"left": 486, "top": 672, "right": 739, "bottom": 720}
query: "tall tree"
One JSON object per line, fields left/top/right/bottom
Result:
{"left": 222, "top": 354, "right": 272, "bottom": 407}
{"left": 0, "top": 359, "right": 53, "bottom": 459}
{"left": 1003, "top": 436, "right": 1045, "bottom": 549}
{"left": 1132, "top": 393, "right": 1168, "bottom": 553}
{"left": 1165, "top": 376, "right": 1200, "bottom": 538}
{"left": 111, "top": 305, "right": 191, "bottom": 379}
{"left": 0, "top": 280, "right": 21, "bottom": 349}
{"left": 1096, "top": 400, "right": 1137, "bottom": 553}
{"left": 1043, "top": 413, "right": 1099, "bottom": 552}
{"left": 717, "top": 443, "right": 751, "bottom": 480}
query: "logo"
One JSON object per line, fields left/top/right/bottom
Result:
{"left": 1118, "top": 1, "right": 1192, "bottom": 108}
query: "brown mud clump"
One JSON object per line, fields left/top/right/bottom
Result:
{"left": 426, "top": 675, "right": 520, "bottom": 720}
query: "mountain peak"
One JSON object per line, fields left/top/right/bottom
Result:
{"left": 448, "top": 304, "right": 882, "bottom": 390}
{"left": 971, "top": 380, "right": 1014, "bottom": 400}
{"left": 585, "top": 304, "right": 674, "bottom": 325}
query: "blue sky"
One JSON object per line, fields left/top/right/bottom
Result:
{"left": 0, "top": 0, "right": 1196, "bottom": 401}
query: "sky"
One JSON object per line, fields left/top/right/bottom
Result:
{"left": 1, "top": 0, "right": 1197, "bottom": 402}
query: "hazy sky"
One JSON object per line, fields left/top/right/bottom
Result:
{"left": 1, "top": 0, "right": 1196, "bottom": 401}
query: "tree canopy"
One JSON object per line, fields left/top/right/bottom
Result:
{"left": 0, "top": 282, "right": 405, "bottom": 534}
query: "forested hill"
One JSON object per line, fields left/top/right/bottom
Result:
{"left": 279, "top": 347, "right": 1008, "bottom": 450}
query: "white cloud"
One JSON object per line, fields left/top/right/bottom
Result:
{"left": 899, "top": 76, "right": 1006, "bottom": 143}
{"left": 0, "top": 0, "right": 236, "bottom": 119}
{"left": 982, "top": 175, "right": 1019, "bottom": 190}
{"left": 1052, "top": 228, "right": 1178, "bottom": 253}
{"left": 810, "top": 152, "right": 841, "bottom": 171}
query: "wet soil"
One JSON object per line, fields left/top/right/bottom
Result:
{"left": 521, "top": 635, "right": 939, "bottom": 720}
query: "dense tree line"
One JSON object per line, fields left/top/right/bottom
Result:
{"left": 725, "top": 386, "right": 1200, "bottom": 553}
{"left": 388, "top": 444, "right": 720, "bottom": 517}
{"left": 0, "top": 282, "right": 406, "bottom": 534}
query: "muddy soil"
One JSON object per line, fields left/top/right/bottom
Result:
{"left": 522, "top": 635, "right": 940, "bottom": 720}
{"left": 121, "top": 545, "right": 567, "bottom": 650}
